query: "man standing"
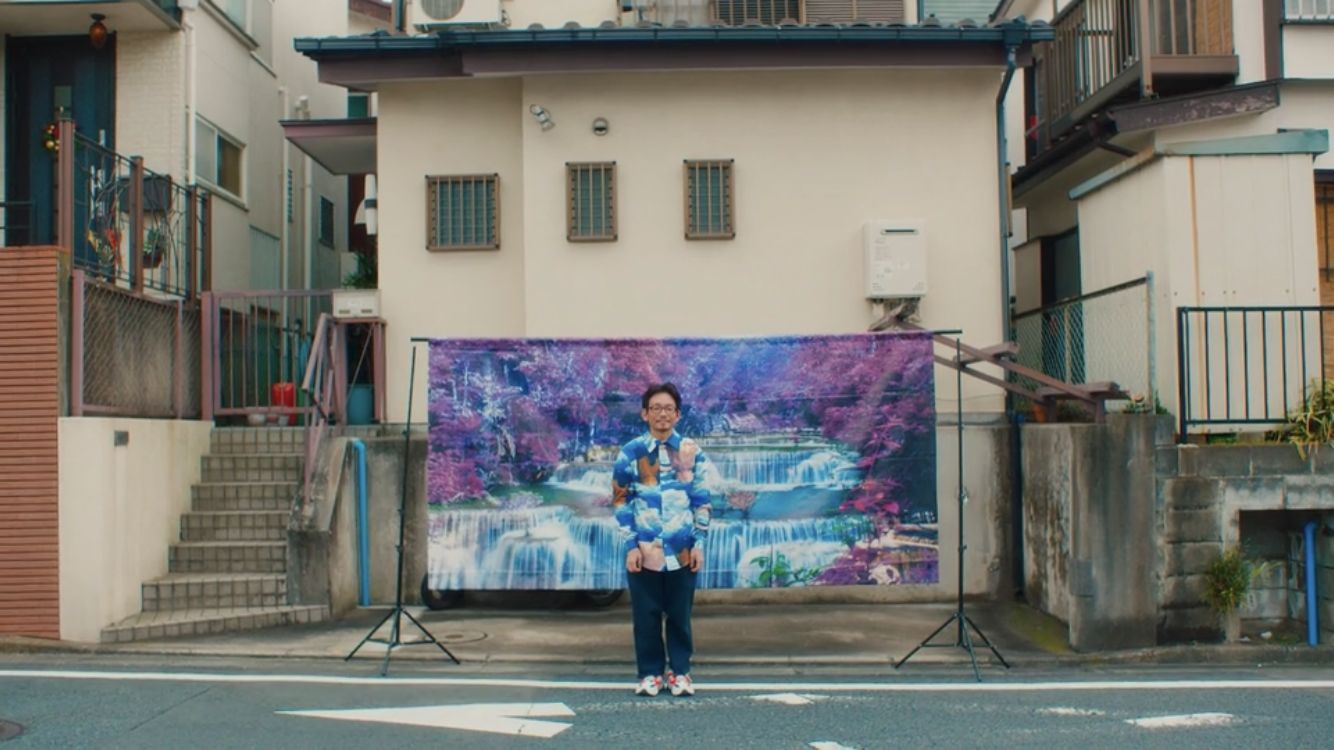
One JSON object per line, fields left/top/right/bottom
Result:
{"left": 612, "top": 383, "right": 714, "bottom": 697}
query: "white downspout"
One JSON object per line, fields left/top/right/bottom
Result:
{"left": 185, "top": 17, "right": 197, "bottom": 184}
{"left": 279, "top": 86, "right": 290, "bottom": 291}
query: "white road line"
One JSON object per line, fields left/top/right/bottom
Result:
{"left": 809, "top": 742, "right": 858, "bottom": 750}
{"left": 2, "top": 670, "right": 1334, "bottom": 692}
{"left": 1126, "top": 713, "right": 1239, "bottom": 729}
{"left": 1037, "top": 707, "right": 1107, "bottom": 717}
{"left": 751, "top": 693, "right": 827, "bottom": 705}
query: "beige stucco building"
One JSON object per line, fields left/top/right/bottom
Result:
{"left": 298, "top": 1, "right": 1054, "bottom": 422}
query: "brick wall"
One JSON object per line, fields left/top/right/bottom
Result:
{"left": 115, "top": 32, "right": 187, "bottom": 177}
{"left": 0, "top": 247, "right": 63, "bottom": 638}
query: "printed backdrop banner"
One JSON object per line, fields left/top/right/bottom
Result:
{"left": 426, "top": 332, "right": 938, "bottom": 591}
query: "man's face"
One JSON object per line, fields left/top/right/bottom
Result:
{"left": 642, "top": 393, "right": 679, "bottom": 436}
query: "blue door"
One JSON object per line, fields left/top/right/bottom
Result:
{"left": 4, "top": 35, "right": 116, "bottom": 253}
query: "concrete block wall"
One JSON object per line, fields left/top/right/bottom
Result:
{"left": 1020, "top": 415, "right": 1163, "bottom": 652}
{"left": 1156, "top": 444, "right": 1334, "bottom": 643}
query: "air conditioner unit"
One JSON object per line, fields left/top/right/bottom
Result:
{"left": 863, "top": 220, "right": 927, "bottom": 300}
{"left": 406, "top": 0, "right": 503, "bottom": 29}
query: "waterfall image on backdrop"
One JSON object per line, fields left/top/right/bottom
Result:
{"left": 426, "top": 332, "right": 938, "bottom": 591}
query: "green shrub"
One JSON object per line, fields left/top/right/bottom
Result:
{"left": 1267, "top": 379, "right": 1334, "bottom": 459}
{"left": 1202, "top": 548, "right": 1275, "bottom": 615}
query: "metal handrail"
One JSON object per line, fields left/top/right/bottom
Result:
{"left": 1176, "top": 305, "right": 1334, "bottom": 441}
{"left": 301, "top": 313, "right": 339, "bottom": 516}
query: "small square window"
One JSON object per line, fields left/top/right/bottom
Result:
{"left": 318, "top": 197, "right": 335, "bottom": 246}
{"left": 567, "top": 162, "right": 617, "bottom": 242}
{"left": 684, "top": 160, "right": 734, "bottom": 240}
{"left": 195, "top": 117, "right": 244, "bottom": 198}
{"left": 427, "top": 174, "right": 499, "bottom": 251}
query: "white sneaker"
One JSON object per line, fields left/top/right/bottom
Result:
{"left": 669, "top": 673, "right": 694, "bottom": 697}
{"left": 635, "top": 675, "right": 662, "bottom": 697}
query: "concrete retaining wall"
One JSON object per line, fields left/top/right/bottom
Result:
{"left": 1156, "top": 444, "right": 1334, "bottom": 642}
{"left": 1020, "top": 415, "right": 1165, "bottom": 652}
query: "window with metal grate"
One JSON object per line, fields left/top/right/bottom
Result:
{"left": 684, "top": 160, "right": 735, "bottom": 240}
{"left": 427, "top": 174, "right": 499, "bottom": 251}
{"left": 567, "top": 162, "right": 617, "bottom": 242}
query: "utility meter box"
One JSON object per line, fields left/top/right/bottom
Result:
{"left": 863, "top": 220, "right": 927, "bottom": 299}
{"left": 333, "top": 289, "right": 381, "bottom": 320}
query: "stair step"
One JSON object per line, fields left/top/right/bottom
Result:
{"left": 192, "top": 482, "right": 296, "bottom": 511}
{"left": 169, "top": 541, "right": 287, "bottom": 574}
{"left": 201, "top": 454, "right": 303, "bottom": 483}
{"left": 180, "top": 511, "right": 288, "bottom": 542}
{"left": 100, "top": 604, "right": 329, "bottom": 644}
{"left": 211, "top": 426, "right": 308, "bottom": 454}
{"left": 143, "top": 573, "right": 288, "bottom": 611}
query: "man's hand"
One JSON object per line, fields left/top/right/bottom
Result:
{"left": 689, "top": 547, "right": 703, "bottom": 573}
{"left": 626, "top": 547, "right": 643, "bottom": 573}
{"left": 677, "top": 439, "right": 699, "bottom": 482}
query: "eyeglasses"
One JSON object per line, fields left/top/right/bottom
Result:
{"left": 646, "top": 405, "right": 677, "bottom": 414}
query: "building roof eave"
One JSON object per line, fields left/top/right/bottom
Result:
{"left": 294, "top": 21, "right": 1052, "bottom": 86}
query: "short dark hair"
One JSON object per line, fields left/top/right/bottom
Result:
{"left": 641, "top": 382, "right": 682, "bottom": 411}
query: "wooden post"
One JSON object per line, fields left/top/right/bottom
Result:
{"left": 130, "top": 157, "right": 145, "bottom": 292}
{"left": 201, "top": 192, "right": 213, "bottom": 293}
{"left": 186, "top": 185, "right": 199, "bottom": 299}
{"left": 56, "top": 120, "right": 76, "bottom": 253}
{"left": 201, "top": 291, "right": 214, "bottom": 422}
{"left": 70, "top": 269, "right": 85, "bottom": 417}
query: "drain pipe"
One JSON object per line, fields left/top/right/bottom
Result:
{"left": 996, "top": 39, "right": 1019, "bottom": 343}
{"left": 1306, "top": 520, "right": 1319, "bottom": 646}
{"left": 995, "top": 32, "right": 1023, "bottom": 596}
{"left": 350, "top": 439, "right": 371, "bottom": 607}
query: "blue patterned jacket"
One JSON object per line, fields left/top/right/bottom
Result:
{"left": 611, "top": 431, "right": 715, "bottom": 571}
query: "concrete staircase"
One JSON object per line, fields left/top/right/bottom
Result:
{"left": 100, "top": 427, "right": 329, "bottom": 643}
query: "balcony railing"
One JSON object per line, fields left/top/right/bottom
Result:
{"left": 35, "top": 119, "right": 213, "bottom": 299}
{"left": 628, "top": 0, "right": 907, "bottom": 26}
{"left": 1031, "top": 0, "right": 1236, "bottom": 152}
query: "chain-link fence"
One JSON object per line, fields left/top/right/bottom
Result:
{"left": 1011, "top": 275, "right": 1155, "bottom": 412}
{"left": 74, "top": 271, "right": 201, "bottom": 418}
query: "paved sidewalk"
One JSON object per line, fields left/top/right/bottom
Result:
{"left": 3, "top": 597, "right": 1329, "bottom": 670}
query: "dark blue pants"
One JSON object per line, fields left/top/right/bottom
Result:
{"left": 626, "top": 567, "right": 696, "bottom": 679}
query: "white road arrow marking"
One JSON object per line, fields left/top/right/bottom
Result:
{"left": 1126, "top": 712, "right": 1238, "bottom": 730}
{"left": 1037, "top": 707, "right": 1106, "bottom": 717}
{"left": 278, "top": 702, "right": 575, "bottom": 738}
{"left": 751, "top": 693, "right": 828, "bottom": 705}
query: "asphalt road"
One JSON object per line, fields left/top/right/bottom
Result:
{"left": 1, "top": 656, "right": 1332, "bottom": 749}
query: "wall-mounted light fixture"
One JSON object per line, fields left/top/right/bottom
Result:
{"left": 89, "top": 13, "right": 109, "bottom": 50}
{"left": 592, "top": 117, "right": 609, "bottom": 136}
{"left": 529, "top": 104, "right": 555, "bottom": 131}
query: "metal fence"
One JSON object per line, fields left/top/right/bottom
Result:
{"left": 1011, "top": 275, "right": 1156, "bottom": 411}
{"left": 1177, "top": 306, "right": 1334, "bottom": 440}
{"left": 72, "top": 133, "right": 209, "bottom": 298}
{"left": 203, "top": 291, "right": 334, "bottom": 422}
{"left": 71, "top": 269, "right": 201, "bottom": 418}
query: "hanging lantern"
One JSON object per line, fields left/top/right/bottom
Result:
{"left": 89, "top": 14, "right": 109, "bottom": 50}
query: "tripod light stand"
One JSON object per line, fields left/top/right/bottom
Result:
{"left": 894, "top": 336, "right": 1009, "bottom": 681}
{"left": 346, "top": 343, "right": 460, "bottom": 675}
